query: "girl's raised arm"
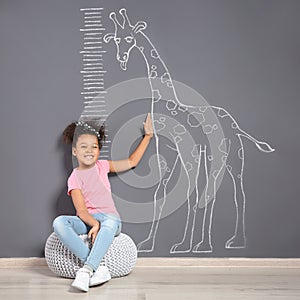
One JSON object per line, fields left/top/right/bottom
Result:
{"left": 108, "top": 113, "right": 153, "bottom": 173}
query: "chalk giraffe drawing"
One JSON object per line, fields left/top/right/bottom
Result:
{"left": 104, "top": 8, "right": 275, "bottom": 253}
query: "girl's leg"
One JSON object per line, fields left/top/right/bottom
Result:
{"left": 85, "top": 214, "right": 121, "bottom": 271}
{"left": 52, "top": 215, "right": 90, "bottom": 262}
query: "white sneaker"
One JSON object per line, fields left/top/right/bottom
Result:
{"left": 90, "top": 265, "right": 111, "bottom": 287}
{"left": 71, "top": 267, "right": 92, "bottom": 292}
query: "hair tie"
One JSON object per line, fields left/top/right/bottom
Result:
{"left": 75, "top": 121, "right": 101, "bottom": 139}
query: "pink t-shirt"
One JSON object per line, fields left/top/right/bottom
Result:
{"left": 67, "top": 160, "right": 119, "bottom": 217}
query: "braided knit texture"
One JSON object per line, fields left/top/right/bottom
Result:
{"left": 45, "top": 232, "right": 137, "bottom": 278}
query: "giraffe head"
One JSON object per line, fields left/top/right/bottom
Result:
{"left": 104, "top": 8, "right": 147, "bottom": 70}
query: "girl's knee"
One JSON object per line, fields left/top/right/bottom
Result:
{"left": 101, "top": 218, "right": 121, "bottom": 233}
{"left": 52, "top": 216, "right": 67, "bottom": 232}
{"left": 115, "top": 222, "right": 122, "bottom": 236}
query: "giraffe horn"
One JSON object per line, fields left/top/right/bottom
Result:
{"left": 109, "top": 12, "right": 122, "bottom": 29}
{"left": 119, "top": 8, "right": 132, "bottom": 28}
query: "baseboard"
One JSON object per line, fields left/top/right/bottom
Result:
{"left": 1, "top": 257, "right": 300, "bottom": 268}
{"left": 0, "top": 258, "right": 47, "bottom": 268}
{"left": 136, "top": 257, "right": 300, "bottom": 268}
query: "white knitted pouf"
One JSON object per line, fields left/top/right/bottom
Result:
{"left": 45, "top": 232, "right": 137, "bottom": 279}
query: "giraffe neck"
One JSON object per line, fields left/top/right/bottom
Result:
{"left": 135, "top": 32, "right": 181, "bottom": 108}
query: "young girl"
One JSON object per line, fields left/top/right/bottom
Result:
{"left": 53, "top": 113, "right": 153, "bottom": 292}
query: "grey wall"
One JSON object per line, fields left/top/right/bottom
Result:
{"left": 0, "top": 0, "right": 300, "bottom": 258}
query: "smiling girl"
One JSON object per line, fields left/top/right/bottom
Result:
{"left": 52, "top": 113, "right": 153, "bottom": 292}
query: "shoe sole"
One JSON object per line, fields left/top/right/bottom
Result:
{"left": 89, "top": 274, "right": 111, "bottom": 287}
{"left": 71, "top": 282, "right": 89, "bottom": 292}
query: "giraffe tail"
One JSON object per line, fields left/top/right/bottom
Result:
{"left": 238, "top": 129, "right": 275, "bottom": 153}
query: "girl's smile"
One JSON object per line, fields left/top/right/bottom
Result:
{"left": 72, "top": 134, "right": 100, "bottom": 170}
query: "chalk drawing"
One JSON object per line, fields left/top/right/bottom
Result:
{"left": 104, "top": 8, "right": 275, "bottom": 253}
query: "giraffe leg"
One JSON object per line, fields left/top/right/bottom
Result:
{"left": 169, "top": 178, "right": 196, "bottom": 253}
{"left": 136, "top": 181, "right": 163, "bottom": 252}
{"left": 225, "top": 140, "right": 246, "bottom": 249}
{"left": 170, "top": 154, "right": 201, "bottom": 254}
{"left": 137, "top": 155, "right": 180, "bottom": 252}
{"left": 193, "top": 151, "right": 224, "bottom": 253}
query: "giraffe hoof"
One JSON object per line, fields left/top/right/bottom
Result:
{"left": 192, "top": 241, "right": 212, "bottom": 253}
{"left": 225, "top": 236, "right": 246, "bottom": 249}
{"left": 170, "top": 243, "right": 191, "bottom": 254}
{"left": 137, "top": 238, "right": 154, "bottom": 253}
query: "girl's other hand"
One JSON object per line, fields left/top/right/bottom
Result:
{"left": 144, "top": 113, "right": 154, "bottom": 138}
{"left": 88, "top": 222, "right": 100, "bottom": 245}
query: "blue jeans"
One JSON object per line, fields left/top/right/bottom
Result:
{"left": 53, "top": 213, "right": 121, "bottom": 271}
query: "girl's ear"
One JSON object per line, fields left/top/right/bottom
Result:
{"left": 72, "top": 147, "right": 77, "bottom": 156}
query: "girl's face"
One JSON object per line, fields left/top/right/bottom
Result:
{"left": 72, "top": 134, "right": 100, "bottom": 170}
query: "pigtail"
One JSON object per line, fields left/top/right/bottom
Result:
{"left": 62, "top": 122, "right": 76, "bottom": 144}
{"left": 98, "top": 124, "right": 106, "bottom": 149}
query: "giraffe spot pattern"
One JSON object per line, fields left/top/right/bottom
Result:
{"left": 218, "top": 138, "right": 229, "bottom": 154}
{"left": 226, "top": 165, "right": 233, "bottom": 172}
{"left": 212, "top": 170, "right": 220, "bottom": 179}
{"left": 185, "top": 162, "right": 193, "bottom": 172}
{"left": 152, "top": 90, "right": 161, "bottom": 102}
{"left": 161, "top": 72, "right": 171, "bottom": 84}
{"left": 187, "top": 112, "right": 205, "bottom": 128}
{"left": 217, "top": 108, "right": 229, "bottom": 118}
{"left": 231, "top": 122, "right": 238, "bottom": 129}
{"left": 151, "top": 49, "right": 159, "bottom": 59}
{"left": 174, "top": 136, "right": 182, "bottom": 144}
{"left": 159, "top": 160, "right": 167, "bottom": 170}
{"left": 159, "top": 160, "right": 171, "bottom": 172}
{"left": 153, "top": 120, "right": 166, "bottom": 132}
{"left": 179, "top": 106, "right": 188, "bottom": 112}
{"left": 166, "top": 100, "right": 177, "bottom": 110}
{"left": 173, "top": 124, "right": 187, "bottom": 135}
{"left": 203, "top": 124, "right": 214, "bottom": 134}
{"left": 191, "top": 144, "right": 201, "bottom": 158}
{"left": 167, "top": 81, "right": 173, "bottom": 88}
{"left": 199, "top": 106, "right": 208, "bottom": 112}
{"left": 150, "top": 70, "right": 158, "bottom": 79}
{"left": 221, "top": 155, "right": 227, "bottom": 163}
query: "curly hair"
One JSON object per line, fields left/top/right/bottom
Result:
{"left": 62, "top": 120, "right": 106, "bottom": 149}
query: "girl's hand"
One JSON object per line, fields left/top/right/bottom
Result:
{"left": 88, "top": 222, "right": 100, "bottom": 245}
{"left": 143, "top": 113, "right": 154, "bottom": 138}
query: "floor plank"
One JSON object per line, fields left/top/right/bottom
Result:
{"left": 0, "top": 265, "right": 300, "bottom": 299}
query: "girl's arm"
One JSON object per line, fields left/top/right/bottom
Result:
{"left": 108, "top": 113, "right": 154, "bottom": 173}
{"left": 70, "top": 189, "right": 100, "bottom": 244}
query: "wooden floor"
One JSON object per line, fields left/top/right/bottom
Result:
{"left": 1, "top": 260, "right": 300, "bottom": 299}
